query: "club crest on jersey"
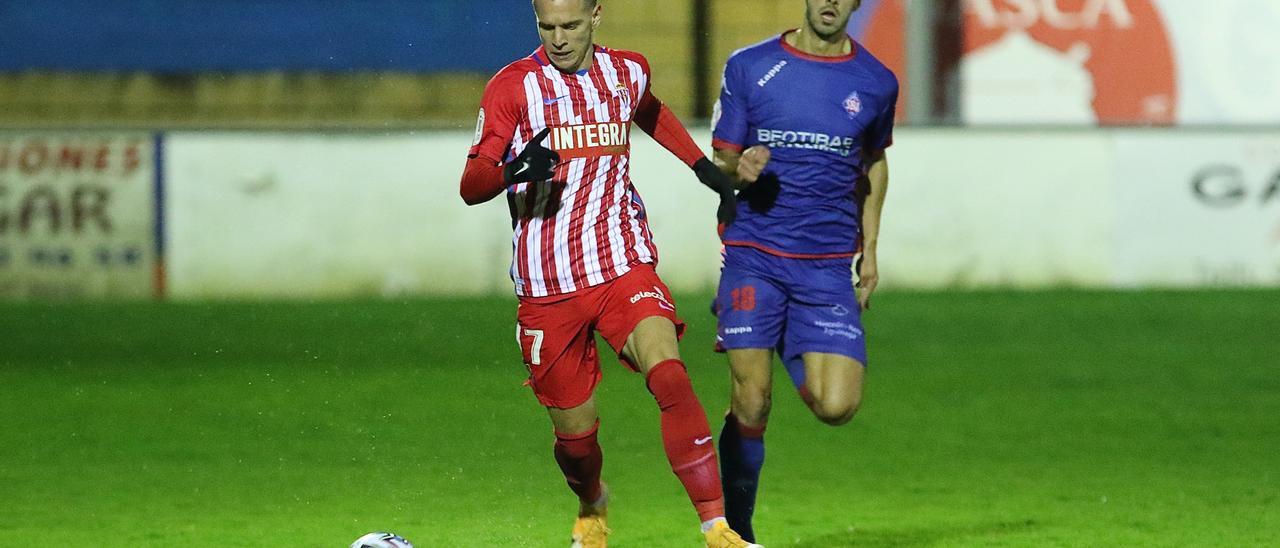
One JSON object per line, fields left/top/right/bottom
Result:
{"left": 613, "top": 81, "right": 630, "bottom": 101}
{"left": 843, "top": 91, "right": 863, "bottom": 118}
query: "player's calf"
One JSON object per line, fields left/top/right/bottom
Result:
{"left": 719, "top": 412, "right": 766, "bottom": 542}
{"left": 554, "top": 420, "right": 605, "bottom": 506}
{"left": 646, "top": 359, "right": 726, "bottom": 523}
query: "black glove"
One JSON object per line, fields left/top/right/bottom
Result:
{"left": 503, "top": 128, "right": 560, "bottom": 185}
{"left": 692, "top": 158, "right": 738, "bottom": 228}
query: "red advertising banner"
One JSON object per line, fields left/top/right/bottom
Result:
{"left": 858, "top": 0, "right": 1277, "bottom": 125}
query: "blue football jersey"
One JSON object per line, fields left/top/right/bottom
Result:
{"left": 712, "top": 31, "right": 898, "bottom": 258}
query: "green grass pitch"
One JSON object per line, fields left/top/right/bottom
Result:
{"left": 2, "top": 290, "right": 1278, "bottom": 547}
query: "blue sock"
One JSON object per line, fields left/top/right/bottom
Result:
{"left": 719, "top": 413, "right": 766, "bottom": 542}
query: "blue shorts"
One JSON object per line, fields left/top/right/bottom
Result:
{"left": 715, "top": 246, "right": 867, "bottom": 386}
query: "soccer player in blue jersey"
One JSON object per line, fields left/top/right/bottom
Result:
{"left": 709, "top": 0, "right": 898, "bottom": 541}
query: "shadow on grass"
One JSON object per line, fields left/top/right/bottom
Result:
{"left": 793, "top": 519, "right": 1041, "bottom": 547}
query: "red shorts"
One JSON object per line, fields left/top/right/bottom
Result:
{"left": 515, "top": 263, "right": 686, "bottom": 409}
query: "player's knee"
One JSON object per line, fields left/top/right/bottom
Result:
{"left": 813, "top": 396, "right": 859, "bottom": 426}
{"left": 627, "top": 318, "right": 681, "bottom": 370}
{"left": 815, "top": 405, "right": 856, "bottom": 426}
{"left": 732, "top": 387, "right": 772, "bottom": 426}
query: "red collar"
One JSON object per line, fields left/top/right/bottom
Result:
{"left": 780, "top": 29, "right": 857, "bottom": 63}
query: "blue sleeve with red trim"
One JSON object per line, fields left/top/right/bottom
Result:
{"left": 865, "top": 85, "right": 897, "bottom": 151}
{"left": 711, "top": 53, "right": 750, "bottom": 151}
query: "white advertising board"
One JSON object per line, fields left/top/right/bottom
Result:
{"left": 1112, "top": 131, "right": 1280, "bottom": 286}
{"left": 162, "top": 129, "right": 1280, "bottom": 299}
{"left": 163, "top": 131, "right": 725, "bottom": 299}
{"left": 0, "top": 133, "right": 158, "bottom": 299}
{"left": 165, "top": 132, "right": 509, "bottom": 298}
{"left": 880, "top": 129, "right": 1113, "bottom": 288}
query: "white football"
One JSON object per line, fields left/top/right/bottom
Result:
{"left": 350, "top": 532, "right": 413, "bottom": 548}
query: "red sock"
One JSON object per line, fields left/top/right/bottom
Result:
{"left": 554, "top": 421, "right": 603, "bottom": 505}
{"left": 797, "top": 384, "right": 816, "bottom": 409}
{"left": 730, "top": 412, "right": 767, "bottom": 438}
{"left": 646, "top": 359, "right": 725, "bottom": 522}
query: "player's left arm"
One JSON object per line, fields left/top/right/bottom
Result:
{"left": 633, "top": 89, "right": 705, "bottom": 168}
{"left": 628, "top": 53, "right": 737, "bottom": 226}
{"left": 858, "top": 81, "right": 898, "bottom": 310}
{"left": 858, "top": 148, "right": 888, "bottom": 311}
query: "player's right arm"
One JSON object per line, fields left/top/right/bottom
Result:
{"left": 709, "top": 54, "right": 767, "bottom": 189}
{"left": 460, "top": 67, "right": 558, "bottom": 205}
{"left": 713, "top": 146, "right": 769, "bottom": 189}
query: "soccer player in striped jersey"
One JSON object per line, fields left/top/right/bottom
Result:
{"left": 709, "top": 0, "right": 898, "bottom": 542}
{"left": 458, "top": 1, "right": 755, "bottom": 546}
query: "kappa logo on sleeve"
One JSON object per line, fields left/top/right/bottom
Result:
{"left": 757, "top": 60, "right": 788, "bottom": 88}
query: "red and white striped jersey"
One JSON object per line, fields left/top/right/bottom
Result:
{"left": 469, "top": 45, "right": 660, "bottom": 298}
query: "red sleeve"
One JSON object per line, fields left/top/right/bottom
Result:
{"left": 613, "top": 49, "right": 705, "bottom": 167}
{"left": 459, "top": 156, "right": 506, "bottom": 205}
{"left": 468, "top": 66, "right": 528, "bottom": 164}
{"left": 633, "top": 89, "right": 705, "bottom": 168}
{"left": 461, "top": 64, "right": 529, "bottom": 205}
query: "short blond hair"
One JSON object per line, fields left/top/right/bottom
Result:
{"left": 533, "top": 0, "right": 597, "bottom": 8}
